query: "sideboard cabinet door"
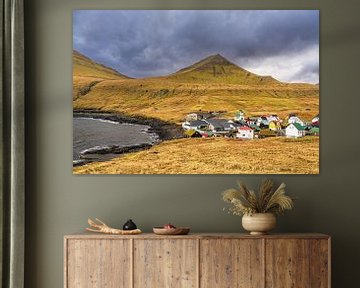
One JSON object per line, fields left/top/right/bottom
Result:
{"left": 200, "top": 239, "right": 264, "bottom": 288}
{"left": 265, "top": 239, "right": 329, "bottom": 288}
{"left": 134, "top": 239, "right": 198, "bottom": 288}
{"left": 66, "top": 239, "right": 131, "bottom": 288}
{"left": 309, "top": 239, "right": 330, "bottom": 288}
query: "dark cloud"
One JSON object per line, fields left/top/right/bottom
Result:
{"left": 73, "top": 10, "right": 319, "bottom": 83}
{"left": 291, "top": 57, "right": 319, "bottom": 83}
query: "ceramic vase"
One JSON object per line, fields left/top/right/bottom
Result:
{"left": 242, "top": 213, "right": 276, "bottom": 235}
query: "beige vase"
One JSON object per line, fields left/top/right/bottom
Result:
{"left": 242, "top": 213, "right": 276, "bottom": 235}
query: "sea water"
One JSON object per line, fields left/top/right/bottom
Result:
{"left": 73, "top": 117, "right": 159, "bottom": 165}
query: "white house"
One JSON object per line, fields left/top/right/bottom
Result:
{"left": 267, "top": 114, "right": 281, "bottom": 123}
{"left": 285, "top": 123, "right": 306, "bottom": 138}
{"left": 288, "top": 116, "right": 305, "bottom": 126}
{"left": 185, "top": 112, "right": 214, "bottom": 122}
{"left": 234, "top": 110, "right": 245, "bottom": 122}
{"left": 311, "top": 114, "right": 319, "bottom": 127}
{"left": 236, "top": 126, "right": 254, "bottom": 139}
{"left": 182, "top": 120, "right": 208, "bottom": 130}
{"left": 185, "top": 113, "right": 198, "bottom": 122}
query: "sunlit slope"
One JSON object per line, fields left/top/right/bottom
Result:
{"left": 73, "top": 53, "right": 319, "bottom": 122}
{"left": 74, "top": 137, "right": 319, "bottom": 174}
{"left": 73, "top": 50, "right": 129, "bottom": 99}
{"left": 165, "top": 54, "right": 280, "bottom": 85}
{"left": 73, "top": 50, "right": 128, "bottom": 79}
{"left": 73, "top": 78, "right": 318, "bottom": 122}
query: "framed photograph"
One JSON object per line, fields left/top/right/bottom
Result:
{"left": 72, "top": 10, "right": 319, "bottom": 175}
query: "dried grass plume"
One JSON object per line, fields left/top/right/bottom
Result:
{"left": 222, "top": 179, "right": 294, "bottom": 216}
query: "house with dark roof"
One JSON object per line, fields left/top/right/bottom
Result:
{"left": 245, "top": 117, "right": 259, "bottom": 126}
{"left": 184, "top": 129, "right": 202, "bottom": 138}
{"left": 256, "top": 116, "right": 269, "bottom": 127}
{"left": 204, "top": 119, "right": 235, "bottom": 133}
{"left": 182, "top": 120, "right": 208, "bottom": 131}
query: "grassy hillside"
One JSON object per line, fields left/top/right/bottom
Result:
{"left": 74, "top": 137, "right": 319, "bottom": 174}
{"left": 73, "top": 78, "right": 318, "bottom": 122}
{"left": 73, "top": 50, "right": 129, "bottom": 100}
{"left": 73, "top": 50, "right": 128, "bottom": 79}
{"left": 73, "top": 52, "right": 319, "bottom": 122}
{"left": 166, "top": 54, "right": 280, "bottom": 85}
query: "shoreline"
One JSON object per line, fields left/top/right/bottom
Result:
{"left": 73, "top": 109, "right": 184, "bottom": 167}
{"left": 73, "top": 109, "right": 184, "bottom": 141}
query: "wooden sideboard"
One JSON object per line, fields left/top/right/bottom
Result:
{"left": 64, "top": 233, "right": 330, "bottom": 288}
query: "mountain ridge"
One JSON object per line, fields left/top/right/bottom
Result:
{"left": 157, "top": 53, "right": 280, "bottom": 85}
{"left": 73, "top": 51, "right": 319, "bottom": 122}
{"left": 73, "top": 51, "right": 316, "bottom": 87}
{"left": 175, "top": 54, "right": 236, "bottom": 73}
{"left": 73, "top": 50, "right": 130, "bottom": 79}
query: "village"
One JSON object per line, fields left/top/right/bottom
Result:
{"left": 182, "top": 110, "right": 320, "bottom": 139}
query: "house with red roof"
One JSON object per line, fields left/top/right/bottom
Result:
{"left": 236, "top": 126, "right": 254, "bottom": 139}
{"left": 311, "top": 114, "right": 319, "bottom": 127}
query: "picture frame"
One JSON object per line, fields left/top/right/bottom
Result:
{"left": 73, "top": 10, "right": 319, "bottom": 175}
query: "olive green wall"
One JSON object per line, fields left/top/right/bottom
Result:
{"left": 24, "top": 0, "right": 360, "bottom": 287}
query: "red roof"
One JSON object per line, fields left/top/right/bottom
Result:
{"left": 238, "top": 126, "right": 252, "bottom": 131}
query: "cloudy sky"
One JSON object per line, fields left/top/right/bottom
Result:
{"left": 73, "top": 10, "right": 319, "bottom": 83}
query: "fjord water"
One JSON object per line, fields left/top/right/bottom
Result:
{"left": 73, "top": 117, "right": 158, "bottom": 163}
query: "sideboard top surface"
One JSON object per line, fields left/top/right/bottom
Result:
{"left": 64, "top": 232, "right": 330, "bottom": 240}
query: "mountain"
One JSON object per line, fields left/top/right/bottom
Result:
{"left": 73, "top": 53, "right": 319, "bottom": 122}
{"left": 166, "top": 54, "right": 279, "bottom": 85}
{"left": 73, "top": 50, "right": 129, "bottom": 79}
{"left": 73, "top": 50, "right": 130, "bottom": 99}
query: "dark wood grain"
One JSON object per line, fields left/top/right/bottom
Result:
{"left": 310, "top": 239, "right": 330, "bottom": 288}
